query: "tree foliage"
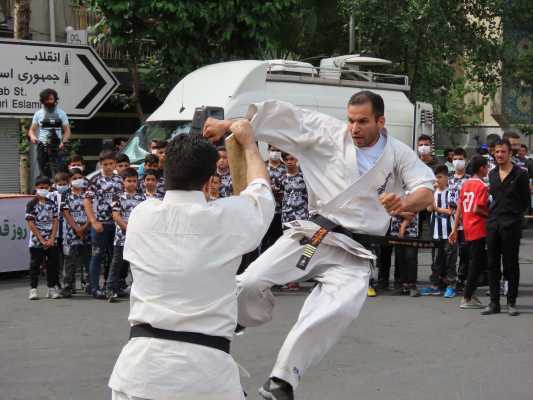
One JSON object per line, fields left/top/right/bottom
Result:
{"left": 338, "top": 0, "right": 504, "bottom": 136}
{"left": 90, "top": 0, "right": 300, "bottom": 110}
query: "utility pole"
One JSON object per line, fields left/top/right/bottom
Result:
{"left": 14, "top": 0, "right": 31, "bottom": 193}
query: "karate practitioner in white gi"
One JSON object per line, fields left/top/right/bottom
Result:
{"left": 204, "top": 91, "right": 435, "bottom": 399}
{"left": 108, "top": 123, "right": 275, "bottom": 400}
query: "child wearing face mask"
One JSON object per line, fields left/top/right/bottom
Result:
{"left": 447, "top": 148, "right": 471, "bottom": 290}
{"left": 26, "top": 176, "right": 61, "bottom": 300}
{"left": 67, "top": 154, "right": 86, "bottom": 174}
{"left": 53, "top": 172, "right": 70, "bottom": 287}
{"left": 60, "top": 169, "right": 91, "bottom": 297}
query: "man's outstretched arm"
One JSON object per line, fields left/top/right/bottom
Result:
{"left": 380, "top": 188, "right": 434, "bottom": 216}
{"left": 203, "top": 100, "right": 346, "bottom": 158}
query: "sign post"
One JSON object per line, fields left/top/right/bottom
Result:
{"left": 0, "top": 39, "right": 119, "bottom": 119}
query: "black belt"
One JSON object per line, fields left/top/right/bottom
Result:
{"left": 296, "top": 214, "right": 444, "bottom": 271}
{"left": 130, "top": 323, "right": 230, "bottom": 354}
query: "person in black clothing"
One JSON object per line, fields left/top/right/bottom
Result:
{"left": 482, "top": 138, "right": 530, "bottom": 316}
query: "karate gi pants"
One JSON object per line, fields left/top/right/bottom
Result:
{"left": 237, "top": 235, "right": 370, "bottom": 389}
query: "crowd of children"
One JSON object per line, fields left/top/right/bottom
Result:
{"left": 25, "top": 140, "right": 312, "bottom": 300}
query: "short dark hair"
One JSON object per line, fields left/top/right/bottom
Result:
{"left": 435, "top": 165, "right": 449, "bottom": 176}
{"left": 154, "top": 140, "right": 168, "bottom": 150}
{"left": 68, "top": 153, "right": 84, "bottom": 164}
{"left": 99, "top": 149, "right": 116, "bottom": 162}
{"left": 143, "top": 169, "right": 159, "bottom": 180}
{"left": 39, "top": 88, "right": 58, "bottom": 104}
{"left": 493, "top": 137, "right": 512, "bottom": 151}
{"left": 121, "top": 167, "right": 138, "bottom": 179}
{"left": 35, "top": 175, "right": 51, "bottom": 186}
{"left": 54, "top": 172, "right": 69, "bottom": 183}
{"left": 116, "top": 153, "right": 130, "bottom": 164}
{"left": 444, "top": 148, "right": 454, "bottom": 156}
{"left": 144, "top": 154, "right": 159, "bottom": 165}
{"left": 520, "top": 144, "right": 528, "bottom": 151}
{"left": 216, "top": 146, "right": 227, "bottom": 153}
{"left": 69, "top": 168, "right": 83, "bottom": 177}
{"left": 502, "top": 130, "right": 520, "bottom": 140}
{"left": 164, "top": 134, "right": 219, "bottom": 191}
{"left": 453, "top": 147, "right": 466, "bottom": 157}
{"left": 348, "top": 90, "right": 385, "bottom": 117}
{"left": 417, "top": 134, "right": 432, "bottom": 144}
{"left": 470, "top": 155, "right": 488, "bottom": 174}
{"left": 281, "top": 152, "right": 292, "bottom": 161}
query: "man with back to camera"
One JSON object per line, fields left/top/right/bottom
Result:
{"left": 28, "top": 88, "right": 71, "bottom": 178}
{"left": 108, "top": 122, "right": 275, "bottom": 400}
{"left": 204, "top": 91, "right": 435, "bottom": 399}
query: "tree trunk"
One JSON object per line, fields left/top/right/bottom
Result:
{"left": 128, "top": 62, "right": 145, "bottom": 122}
{"left": 14, "top": 0, "right": 30, "bottom": 40}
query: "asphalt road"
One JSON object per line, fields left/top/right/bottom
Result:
{"left": 1, "top": 235, "right": 533, "bottom": 400}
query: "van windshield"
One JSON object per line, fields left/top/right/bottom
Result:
{"left": 122, "top": 121, "right": 191, "bottom": 164}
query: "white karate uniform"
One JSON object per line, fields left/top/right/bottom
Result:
{"left": 108, "top": 180, "right": 275, "bottom": 400}
{"left": 237, "top": 100, "right": 435, "bottom": 389}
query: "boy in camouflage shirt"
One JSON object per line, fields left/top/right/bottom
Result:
{"left": 26, "top": 176, "right": 61, "bottom": 300}
{"left": 107, "top": 168, "right": 146, "bottom": 301}
{"left": 280, "top": 153, "right": 308, "bottom": 224}
{"left": 60, "top": 168, "right": 91, "bottom": 297}
{"left": 84, "top": 150, "right": 123, "bottom": 299}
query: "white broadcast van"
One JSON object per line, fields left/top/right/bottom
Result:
{"left": 122, "top": 55, "right": 434, "bottom": 163}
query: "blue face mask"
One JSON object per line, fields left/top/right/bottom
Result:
{"left": 56, "top": 185, "right": 69, "bottom": 194}
{"left": 36, "top": 189, "right": 49, "bottom": 198}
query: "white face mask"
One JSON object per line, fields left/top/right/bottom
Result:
{"left": 56, "top": 185, "right": 68, "bottom": 194}
{"left": 68, "top": 165, "right": 84, "bottom": 172}
{"left": 71, "top": 178, "right": 87, "bottom": 189}
{"left": 36, "top": 189, "right": 49, "bottom": 197}
{"left": 453, "top": 159, "right": 465, "bottom": 171}
{"left": 269, "top": 151, "right": 281, "bottom": 161}
{"left": 418, "top": 145, "right": 431, "bottom": 156}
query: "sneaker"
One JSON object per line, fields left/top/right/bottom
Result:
{"left": 92, "top": 289, "right": 106, "bottom": 299}
{"left": 409, "top": 288, "right": 421, "bottom": 297}
{"left": 258, "top": 378, "right": 294, "bottom": 400}
{"left": 46, "top": 287, "right": 62, "bottom": 299}
{"left": 367, "top": 287, "right": 377, "bottom": 297}
{"left": 61, "top": 287, "right": 72, "bottom": 298}
{"left": 481, "top": 303, "right": 501, "bottom": 315}
{"left": 108, "top": 292, "right": 119, "bottom": 303}
{"left": 508, "top": 304, "right": 520, "bottom": 316}
{"left": 444, "top": 286, "right": 456, "bottom": 298}
{"left": 419, "top": 287, "right": 441, "bottom": 296}
{"left": 460, "top": 298, "right": 484, "bottom": 309}
{"left": 28, "top": 288, "right": 39, "bottom": 300}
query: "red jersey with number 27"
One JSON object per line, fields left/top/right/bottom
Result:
{"left": 459, "top": 178, "right": 488, "bottom": 241}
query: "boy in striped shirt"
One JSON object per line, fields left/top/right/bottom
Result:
{"left": 420, "top": 165, "right": 457, "bottom": 297}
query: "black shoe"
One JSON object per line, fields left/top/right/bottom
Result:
{"left": 61, "top": 287, "right": 72, "bottom": 298}
{"left": 92, "top": 289, "right": 106, "bottom": 299}
{"left": 508, "top": 304, "right": 520, "bottom": 316}
{"left": 258, "top": 378, "right": 294, "bottom": 400}
{"left": 235, "top": 323, "right": 246, "bottom": 336}
{"left": 481, "top": 303, "right": 501, "bottom": 315}
{"left": 108, "top": 292, "right": 119, "bottom": 303}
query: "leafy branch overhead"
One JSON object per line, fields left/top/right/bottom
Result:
{"left": 90, "top": 0, "right": 300, "bottom": 107}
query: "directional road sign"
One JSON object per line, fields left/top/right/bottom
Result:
{"left": 0, "top": 39, "right": 119, "bottom": 119}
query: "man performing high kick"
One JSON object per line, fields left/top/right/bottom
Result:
{"left": 204, "top": 91, "right": 435, "bottom": 399}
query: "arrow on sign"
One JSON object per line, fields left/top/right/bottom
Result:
{"left": 76, "top": 54, "right": 106, "bottom": 109}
